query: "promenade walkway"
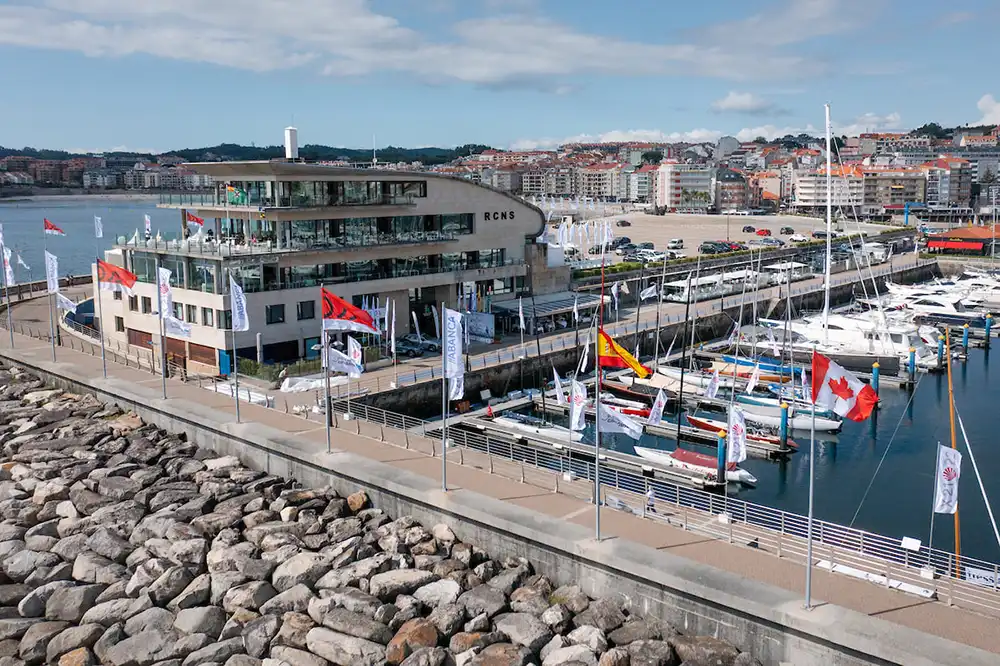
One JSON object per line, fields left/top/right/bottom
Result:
{"left": 1, "top": 304, "right": 998, "bottom": 655}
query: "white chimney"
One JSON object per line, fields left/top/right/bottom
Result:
{"left": 284, "top": 126, "right": 298, "bottom": 160}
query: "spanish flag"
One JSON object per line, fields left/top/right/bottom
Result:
{"left": 598, "top": 328, "right": 651, "bottom": 379}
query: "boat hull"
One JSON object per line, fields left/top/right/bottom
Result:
{"left": 633, "top": 446, "right": 757, "bottom": 485}
{"left": 686, "top": 414, "right": 796, "bottom": 449}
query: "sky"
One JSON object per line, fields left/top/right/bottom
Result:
{"left": 1, "top": 0, "right": 999, "bottom": 153}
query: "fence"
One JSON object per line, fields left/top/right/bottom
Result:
{"left": 322, "top": 396, "right": 1000, "bottom": 619}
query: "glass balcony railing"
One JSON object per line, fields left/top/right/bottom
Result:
{"left": 159, "top": 192, "right": 417, "bottom": 208}
{"left": 237, "top": 259, "right": 525, "bottom": 294}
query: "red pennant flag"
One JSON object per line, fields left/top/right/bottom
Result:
{"left": 486, "top": 405, "right": 494, "bottom": 418}
{"left": 43, "top": 219, "right": 65, "bottom": 236}
{"left": 321, "top": 287, "right": 379, "bottom": 335}
{"left": 97, "top": 259, "right": 138, "bottom": 295}
{"left": 185, "top": 212, "right": 205, "bottom": 226}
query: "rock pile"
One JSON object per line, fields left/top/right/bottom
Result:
{"left": 0, "top": 366, "right": 762, "bottom": 666}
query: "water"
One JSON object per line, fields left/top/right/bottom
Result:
{"left": 0, "top": 197, "right": 176, "bottom": 279}
{"left": 534, "top": 351, "right": 1000, "bottom": 563}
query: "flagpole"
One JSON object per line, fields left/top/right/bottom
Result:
{"left": 440, "top": 300, "right": 448, "bottom": 492}
{"left": 228, "top": 272, "right": 241, "bottom": 422}
{"left": 1, "top": 245, "right": 12, "bottom": 348}
{"left": 945, "top": 327, "right": 961, "bottom": 573}
{"left": 95, "top": 255, "right": 107, "bottom": 378}
{"left": 805, "top": 346, "right": 817, "bottom": 610}
{"left": 155, "top": 256, "right": 167, "bottom": 399}
{"left": 652, "top": 253, "right": 668, "bottom": 369}
{"left": 595, "top": 252, "right": 607, "bottom": 541}
{"left": 677, "top": 272, "right": 693, "bottom": 441}
{"left": 323, "top": 329, "right": 331, "bottom": 453}
{"left": 43, "top": 230, "right": 56, "bottom": 362}
{"left": 632, "top": 264, "right": 644, "bottom": 355}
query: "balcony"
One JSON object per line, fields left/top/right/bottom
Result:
{"left": 159, "top": 192, "right": 417, "bottom": 208}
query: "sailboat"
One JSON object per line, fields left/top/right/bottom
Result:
{"left": 633, "top": 446, "right": 758, "bottom": 485}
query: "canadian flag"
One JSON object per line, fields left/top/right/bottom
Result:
{"left": 811, "top": 351, "right": 877, "bottom": 422}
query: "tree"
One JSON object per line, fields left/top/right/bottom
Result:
{"left": 981, "top": 167, "right": 996, "bottom": 184}
{"left": 753, "top": 136, "right": 767, "bottom": 144}
{"left": 911, "top": 123, "right": 949, "bottom": 139}
{"left": 641, "top": 150, "right": 663, "bottom": 164}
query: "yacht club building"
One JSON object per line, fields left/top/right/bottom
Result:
{"left": 94, "top": 155, "right": 557, "bottom": 375}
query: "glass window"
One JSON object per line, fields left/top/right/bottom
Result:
{"left": 113, "top": 291, "right": 122, "bottom": 301}
{"left": 266, "top": 304, "right": 285, "bottom": 325}
{"left": 172, "top": 302, "right": 183, "bottom": 319}
{"left": 128, "top": 295, "right": 138, "bottom": 311}
{"left": 217, "top": 309, "right": 232, "bottom": 329}
{"left": 131, "top": 254, "right": 156, "bottom": 284}
{"left": 186, "top": 304, "right": 197, "bottom": 324}
{"left": 202, "top": 307, "right": 214, "bottom": 327}
{"left": 297, "top": 300, "right": 315, "bottom": 320}
{"left": 114, "top": 316, "right": 124, "bottom": 333}
{"left": 190, "top": 260, "right": 217, "bottom": 293}
{"left": 162, "top": 257, "right": 184, "bottom": 287}
{"left": 141, "top": 296, "right": 152, "bottom": 314}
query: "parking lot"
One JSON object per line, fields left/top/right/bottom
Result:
{"left": 598, "top": 212, "right": 894, "bottom": 257}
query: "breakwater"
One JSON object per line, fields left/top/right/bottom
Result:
{"left": 0, "top": 340, "right": 994, "bottom": 665}
{"left": 0, "top": 366, "right": 761, "bottom": 666}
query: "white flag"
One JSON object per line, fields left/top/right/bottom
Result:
{"left": 94, "top": 215, "right": 103, "bottom": 239}
{"left": 44, "top": 251, "right": 59, "bottom": 293}
{"left": 766, "top": 327, "right": 780, "bottom": 357}
{"left": 647, "top": 389, "right": 667, "bottom": 426}
{"left": 640, "top": 285, "right": 658, "bottom": 301}
{"left": 56, "top": 292, "right": 77, "bottom": 314}
{"left": 229, "top": 275, "right": 250, "bottom": 332}
{"left": 933, "top": 444, "right": 962, "bottom": 514}
{"left": 611, "top": 282, "right": 619, "bottom": 314}
{"left": 1, "top": 247, "right": 13, "bottom": 288}
{"left": 727, "top": 407, "right": 748, "bottom": 464}
{"left": 16, "top": 255, "right": 29, "bottom": 271}
{"left": 411, "top": 311, "right": 423, "bottom": 342}
{"left": 572, "top": 295, "right": 579, "bottom": 323}
{"left": 431, "top": 305, "right": 441, "bottom": 339}
{"left": 552, "top": 366, "right": 566, "bottom": 405}
{"left": 325, "top": 347, "right": 361, "bottom": 377}
{"left": 164, "top": 316, "right": 192, "bottom": 339}
{"left": 518, "top": 297, "right": 525, "bottom": 331}
{"left": 384, "top": 297, "right": 390, "bottom": 334}
{"left": 157, "top": 267, "right": 173, "bottom": 316}
{"left": 620, "top": 281, "right": 630, "bottom": 296}
{"left": 443, "top": 307, "right": 463, "bottom": 379}
{"left": 598, "top": 402, "right": 643, "bottom": 440}
{"left": 745, "top": 363, "right": 761, "bottom": 394}
{"left": 569, "top": 380, "right": 587, "bottom": 431}
{"left": 0, "top": 223, "right": 4, "bottom": 247}
{"left": 801, "top": 367, "right": 811, "bottom": 402}
{"left": 449, "top": 375, "right": 464, "bottom": 401}
{"left": 579, "top": 328, "right": 591, "bottom": 373}
{"left": 144, "top": 214, "right": 151, "bottom": 235}
{"left": 347, "top": 336, "right": 364, "bottom": 378}
{"left": 390, "top": 302, "right": 396, "bottom": 355}
{"left": 705, "top": 369, "right": 720, "bottom": 400}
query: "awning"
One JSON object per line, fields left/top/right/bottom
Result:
{"left": 928, "top": 240, "right": 984, "bottom": 250}
{"left": 491, "top": 291, "right": 608, "bottom": 319}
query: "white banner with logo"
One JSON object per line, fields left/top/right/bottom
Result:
{"left": 727, "top": 407, "right": 748, "bottom": 464}
{"left": 569, "top": 380, "right": 587, "bottom": 431}
{"left": 44, "top": 251, "right": 59, "bottom": 293}
{"left": 157, "top": 267, "right": 173, "bottom": 316}
{"left": 443, "top": 308, "right": 463, "bottom": 379}
{"left": 933, "top": 444, "right": 962, "bottom": 514}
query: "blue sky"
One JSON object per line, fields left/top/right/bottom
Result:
{"left": 1, "top": 0, "right": 998, "bottom": 153}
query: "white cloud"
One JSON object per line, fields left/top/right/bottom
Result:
{"left": 0, "top": 0, "right": 867, "bottom": 90}
{"left": 976, "top": 94, "right": 1000, "bottom": 125}
{"left": 935, "top": 11, "right": 974, "bottom": 26}
{"left": 509, "top": 111, "right": 903, "bottom": 149}
{"left": 710, "top": 91, "right": 787, "bottom": 115}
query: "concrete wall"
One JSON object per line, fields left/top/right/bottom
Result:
{"left": 2, "top": 352, "right": 993, "bottom": 666}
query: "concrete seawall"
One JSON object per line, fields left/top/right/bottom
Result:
{"left": 1, "top": 347, "right": 995, "bottom": 665}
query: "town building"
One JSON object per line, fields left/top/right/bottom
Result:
{"left": 861, "top": 167, "right": 926, "bottom": 214}
{"left": 653, "top": 163, "right": 713, "bottom": 212}
{"left": 94, "top": 156, "right": 553, "bottom": 375}
{"left": 792, "top": 166, "right": 864, "bottom": 212}
{"left": 920, "top": 158, "right": 973, "bottom": 209}
{"left": 576, "top": 163, "right": 623, "bottom": 200}
{"left": 714, "top": 168, "right": 749, "bottom": 212}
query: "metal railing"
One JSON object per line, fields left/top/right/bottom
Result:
{"left": 158, "top": 192, "right": 417, "bottom": 208}
{"left": 320, "top": 397, "right": 1000, "bottom": 619}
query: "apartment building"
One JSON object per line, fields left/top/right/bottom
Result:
{"left": 627, "top": 164, "right": 657, "bottom": 202}
{"left": 576, "top": 163, "right": 623, "bottom": 200}
{"left": 654, "top": 163, "right": 713, "bottom": 212}
{"left": 862, "top": 167, "right": 926, "bottom": 213}
{"left": 96, "top": 160, "right": 546, "bottom": 373}
{"left": 792, "top": 166, "right": 864, "bottom": 212}
{"left": 921, "top": 158, "right": 973, "bottom": 208}
{"left": 714, "top": 168, "right": 749, "bottom": 211}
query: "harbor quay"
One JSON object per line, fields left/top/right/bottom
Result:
{"left": 0, "top": 276, "right": 999, "bottom": 665}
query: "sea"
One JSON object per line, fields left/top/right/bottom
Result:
{"left": 3, "top": 199, "right": 998, "bottom": 563}
{"left": 0, "top": 196, "right": 177, "bottom": 279}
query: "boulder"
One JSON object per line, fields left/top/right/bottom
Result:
{"left": 548, "top": 585, "right": 589, "bottom": 614}
{"left": 493, "top": 612, "right": 553, "bottom": 653}
{"left": 449, "top": 632, "right": 506, "bottom": 654}
{"left": 468, "top": 642, "right": 534, "bottom": 666}
{"left": 413, "top": 579, "right": 461, "bottom": 609}
{"left": 57, "top": 646, "right": 98, "bottom": 666}
{"left": 270, "top": 553, "right": 330, "bottom": 593}
{"left": 573, "top": 599, "right": 625, "bottom": 633}
{"left": 269, "top": 645, "right": 329, "bottom": 666}
{"left": 598, "top": 647, "right": 630, "bottom": 666}
{"left": 168, "top": 574, "right": 211, "bottom": 611}
{"left": 608, "top": 620, "right": 663, "bottom": 646}
{"left": 369, "top": 570, "right": 438, "bottom": 602}
{"left": 428, "top": 603, "right": 465, "bottom": 637}
{"left": 385, "top": 618, "right": 440, "bottom": 665}
{"left": 569, "top": 625, "right": 608, "bottom": 653}
{"left": 540, "top": 635, "right": 571, "bottom": 662}
{"left": 542, "top": 644, "right": 598, "bottom": 666}
{"left": 306, "top": 626, "right": 386, "bottom": 666}
{"left": 17, "top": 581, "right": 75, "bottom": 618}
{"left": 79, "top": 599, "right": 135, "bottom": 627}
{"left": 732, "top": 653, "right": 762, "bottom": 666}
{"left": 627, "top": 640, "right": 677, "bottom": 666}
{"left": 457, "top": 585, "right": 507, "bottom": 619}
{"left": 668, "top": 635, "right": 739, "bottom": 666}
{"left": 241, "top": 614, "right": 281, "bottom": 658}
{"left": 148, "top": 566, "right": 195, "bottom": 606}
{"left": 315, "top": 608, "right": 393, "bottom": 645}
{"left": 319, "top": 587, "right": 381, "bottom": 618}
{"left": 45, "top": 585, "right": 106, "bottom": 623}
{"left": 272, "top": 612, "right": 314, "bottom": 649}
{"left": 258, "top": 584, "right": 314, "bottom": 616}
{"left": 173, "top": 606, "right": 227, "bottom": 638}
{"left": 179, "top": 637, "right": 245, "bottom": 666}
{"left": 540, "top": 605, "right": 572, "bottom": 635}
{"left": 222, "top": 582, "right": 276, "bottom": 613}
{"left": 45, "top": 624, "right": 104, "bottom": 663}
{"left": 18, "top": 620, "right": 70, "bottom": 665}
{"left": 86, "top": 528, "right": 133, "bottom": 564}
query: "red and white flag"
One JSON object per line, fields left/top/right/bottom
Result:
{"left": 97, "top": 259, "right": 137, "bottom": 296}
{"left": 321, "top": 287, "right": 379, "bottom": 335}
{"left": 810, "top": 351, "right": 877, "bottom": 422}
{"left": 43, "top": 219, "right": 65, "bottom": 236}
{"left": 186, "top": 212, "right": 205, "bottom": 226}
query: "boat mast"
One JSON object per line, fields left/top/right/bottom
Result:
{"left": 945, "top": 327, "right": 961, "bottom": 570}
{"left": 652, "top": 252, "right": 669, "bottom": 370}
{"left": 676, "top": 272, "right": 693, "bottom": 442}
{"left": 823, "top": 103, "right": 833, "bottom": 345}
{"left": 689, "top": 254, "right": 701, "bottom": 369}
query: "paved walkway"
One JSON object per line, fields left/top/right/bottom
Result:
{"left": 0, "top": 313, "right": 998, "bottom": 655}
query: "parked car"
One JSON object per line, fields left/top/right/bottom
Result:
{"left": 700, "top": 241, "right": 730, "bottom": 254}
{"left": 760, "top": 237, "right": 785, "bottom": 247}
{"left": 666, "top": 249, "right": 686, "bottom": 259}
{"left": 616, "top": 219, "right": 631, "bottom": 227}
{"left": 727, "top": 241, "right": 747, "bottom": 251}
{"left": 638, "top": 241, "right": 654, "bottom": 250}
{"left": 623, "top": 252, "right": 642, "bottom": 263}
{"left": 615, "top": 243, "right": 638, "bottom": 256}
{"left": 755, "top": 228, "right": 772, "bottom": 236}
{"left": 666, "top": 238, "right": 684, "bottom": 249}
{"left": 394, "top": 340, "right": 426, "bottom": 358}
{"left": 789, "top": 233, "right": 808, "bottom": 242}
{"left": 402, "top": 334, "right": 441, "bottom": 353}
{"left": 812, "top": 230, "right": 837, "bottom": 239}
{"left": 611, "top": 236, "right": 631, "bottom": 248}
{"left": 742, "top": 225, "right": 756, "bottom": 233}
{"left": 780, "top": 226, "right": 795, "bottom": 234}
